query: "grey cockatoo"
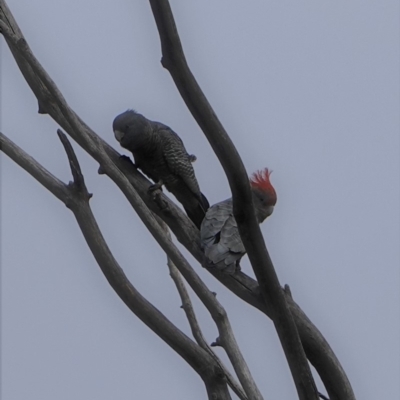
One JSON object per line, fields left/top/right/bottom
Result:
{"left": 200, "top": 169, "right": 277, "bottom": 274}
{"left": 113, "top": 110, "right": 209, "bottom": 228}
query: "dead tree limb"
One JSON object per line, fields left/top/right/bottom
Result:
{"left": 168, "top": 260, "right": 249, "bottom": 400}
{"left": 160, "top": 219, "right": 249, "bottom": 400}
{"left": 0, "top": 2, "right": 355, "bottom": 399}
{"left": 0, "top": 130, "right": 231, "bottom": 400}
{"left": 148, "top": 1, "right": 319, "bottom": 399}
{"left": 0, "top": 14, "right": 265, "bottom": 399}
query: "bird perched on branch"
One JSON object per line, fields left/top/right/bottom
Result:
{"left": 200, "top": 168, "right": 277, "bottom": 274}
{"left": 113, "top": 110, "right": 209, "bottom": 228}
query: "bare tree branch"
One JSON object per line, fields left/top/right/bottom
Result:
{"left": 0, "top": 17, "right": 263, "bottom": 399}
{"left": 3, "top": 19, "right": 259, "bottom": 395}
{"left": 148, "top": 2, "right": 319, "bottom": 399}
{"left": 160, "top": 218, "right": 248, "bottom": 400}
{"left": 0, "top": 130, "right": 231, "bottom": 400}
{"left": 56, "top": 129, "right": 91, "bottom": 198}
{"left": 0, "top": 3, "right": 355, "bottom": 399}
{"left": 168, "top": 260, "right": 249, "bottom": 400}
{"left": 94, "top": 141, "right": 264, "bottom": 400}
{"left": 0, "top": 0, "right": 202, "bottom": 252}
{"left": 0, "top": 131, "right": 69, "bottom": 202}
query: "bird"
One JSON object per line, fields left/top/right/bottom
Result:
{"left": 200, "top": 168, "right": 277, "bottom": 274}
{"left": 113, "top": 110, "right": 209, "bottom": 228}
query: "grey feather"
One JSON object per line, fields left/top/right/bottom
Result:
{"left": 200, "top": 198, "right": 244, "bottom": 274}
{"left": 200, "top": 187, "right": 275, "bottom": 274}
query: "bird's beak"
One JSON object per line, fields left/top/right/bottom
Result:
{"left": 114, "top": 130, "right": 124, "bottom": 142}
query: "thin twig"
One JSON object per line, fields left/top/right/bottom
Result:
{"left": 160, "top": 220, "right": 248, "bottom": 400}
{"left": 168, "top": 260, "right": 248, "bottom": 400}
{"left": 57, "top": 129, "right": 89, "bottom": 195}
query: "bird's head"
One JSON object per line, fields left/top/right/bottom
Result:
{"left": 113, "top": 110, "right": 151, "bottom": 150}
{"left": 250, "top": 168, "right": 277, "bottom": 222}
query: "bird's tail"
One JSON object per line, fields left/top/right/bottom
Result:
{"left": 184, "top": 192, "right": 210, "bottom": 229}
{"left": 200, "top": 192, "right": 210, "bottom": 211}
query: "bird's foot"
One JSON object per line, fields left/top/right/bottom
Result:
{"left": 147, "top": 181, "right": 167, "bottom": 208}
{"left": 151, "top": 189, "right": 169, "bottom": 211}
{"left": 148, "top": 181, "right": 163, "bottom": 194}
{"left": 149, "top": 187, "right": 163, "bottom": 200}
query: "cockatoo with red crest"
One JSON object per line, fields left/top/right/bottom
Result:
{"left": 200, "top": 168, "right": 277, "bottom": 274}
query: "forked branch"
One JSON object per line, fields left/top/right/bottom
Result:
{"left": 161, "top": 219, "right": 249, "bottom": 400}
{"left": 0, "top": 14, "right": 263, "bottom": 398}
{"left": 168, "top": 260, "right": 249, "bottom": 400}
{"left": 1, "top": 130, "right": 231, "bottom": 400}
{"left": 148, "top": 1, "right": 318, "bottom": 399}
{"left": 0, "top": 2, "right": 355, "bottom": 399}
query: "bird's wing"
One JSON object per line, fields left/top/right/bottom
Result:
{"left": 200, "top": 199, "right": 245, "bottom": 266}
{"left": 158, "top": 128, "right": 201, "bottom": 195}
{"left": 151, "top": 121, "right": 170, "bottom": 130}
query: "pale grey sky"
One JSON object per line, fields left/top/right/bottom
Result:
{"left": 1, "top": 1, "right": 399, "bottom": 399}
